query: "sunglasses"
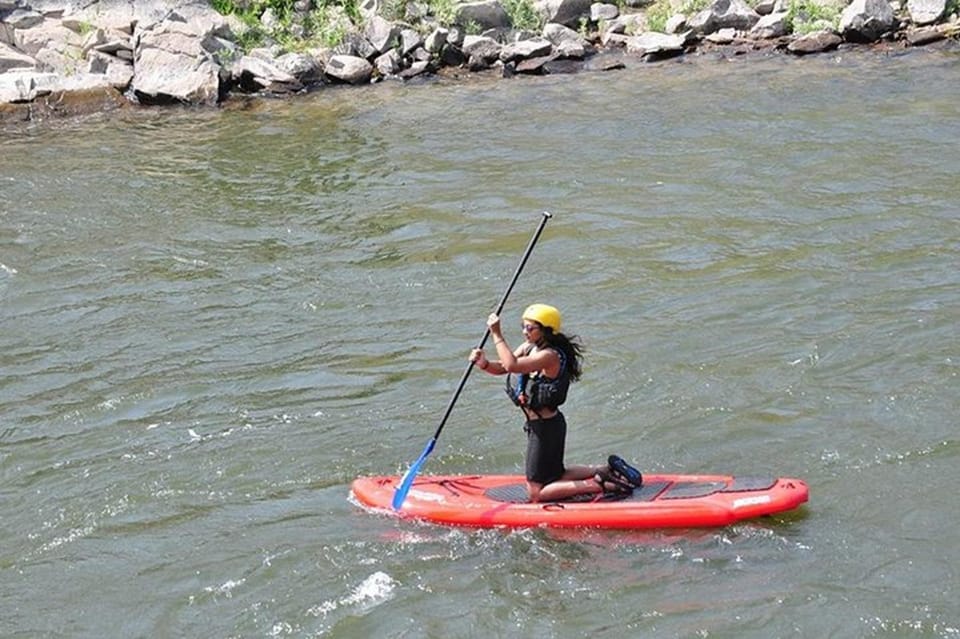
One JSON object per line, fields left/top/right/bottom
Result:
{"left": 521, "top": 323, "right": 541, "bottom": 333}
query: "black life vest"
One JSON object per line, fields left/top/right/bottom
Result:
{"left": 504, "top": 346, "right": 570, "bottom": 411}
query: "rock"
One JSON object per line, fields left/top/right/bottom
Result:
{"left": 4, "top": 8, "right": 45, "bottom": 30}
{"left": 374, "top": 48, "right": 401, "bottom": 75}
{"left": 365, "top": 14, "right": 400, "bottom": 53}
{"left": 439, "top": 43, "right": 467, "bottom": 66}
{"left": 86, "top": 51, "right": 134, "bottom": 88}
{"left": 0, "top": 69, "right": 59, "bottom": 102}
{"left": 584, "top": 51, "right": 626, "bottom": 70}
{"left": 90, "top": 34, "right": 135, "bottom": 60}
{"left": 333, "top": 32, "right": 378, "bottom": 59}
{"left": 600, "top": 30, "right": 629, "bottom": 46}
{"left": 18, "top": 21, "right": 88, "bottom": 76}
{"left": 542, "top": 22, "right": 583, "bottom": 45}
{"left": 786, "top": 28, "right": 842, "bottom": 53}
{"left": 424, "top": 27, "right": 448, "bottom": 53}
{"left": 591, "top": 2, "right": 620, "bottom": 21}
{"left": 555, "top": 38, "right": 586, "bottom": 57}
{"left": 233, "top": 54, "right": 304, "bottom": 93}
{"left": 665, "top": 14, "right": 688, "bottom": 33}
{"left": 754, "top": 0, "right": 778, "bottom": 14}
{"left": 499, "top": 36, "right": 554, "bottom": 61}
{"left": 705, "top": 27, "right": 739, "bottom": 42}
{"left": 358, "top": 0, "right": 381, "bottom": 20}
{"left": 626, "top": 31, "right": 688, "bottom": 58}
{"left": 446, "top": 25, "right": 466, "bottom": 46}
{"left": 398, "top": 59, "right": 431, "bottom": 78}
{"left": 0, "top": 20, "right": 13, "bottom": 46}
{"left": 515, "top": 53, "right": 555, "bottom": 73}
{"left": 534, "top": 0, "right": 593, "bottom": 28}
{"left": 689, "top": 0, "right": 761, "bottom": 35}
{"left": 462, "top": 34, "right": 502, "bottom": 62}
{"left": 0, "top": 42, "right": 36, "bottom": 72}
{"left": 131, "top": 18, "right": 223, "bottom": 105}
{"left": 904, "top": 24, "right": 946, "bottom": 43}
{"left": 543, "top": 57, "right": 584, "bottom": 72}
{"left": 907, "top": 0, "right": 946, "bottom": 25}
{"left": 601, "top": 13, "right": 646, "bottom": 39}
{"left": 324, "top": 54, "right": 373, "bottom": 84}
{"left": 399, "top": 28, "right": 422, "bottom": 55}
{"left": 275, "top": 52, "right": 322, "bottom": 82}
{"left": 455, "top": 1, "right": 511, "bottom": 29}
{"left": 750, "top": 11, "right": 789, "bottom": 38}
{"left": 839, "top": 0, "right": 898, "bottom": 42}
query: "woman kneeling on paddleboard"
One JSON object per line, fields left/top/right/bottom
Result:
{"left": 469, "top": 303, "right": 643, "bottom": 502}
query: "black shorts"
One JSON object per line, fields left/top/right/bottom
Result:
{"left": 524, "top": 412, "right": 567, "bottom": 484}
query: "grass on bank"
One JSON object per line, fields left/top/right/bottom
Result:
{"left": 645, "top": 0, "right": 841, "bottom": 36}
{"left": 212, "top": 0, "right": 544, "bottom": 52}
{"left": 646, "top": 0, "right": 709, "bottom": 33}
{"left": 785, "top": 0, "right": 840, "bottom": 34}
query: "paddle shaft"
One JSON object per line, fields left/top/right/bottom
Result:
{"left": 430, "top": 211, "right": 552, "bottom": 439}
{"left": 392, "top": 211, "right": 552, "bottom": 509}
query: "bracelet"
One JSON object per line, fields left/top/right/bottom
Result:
{"left": 494, "top": 338, "right": 505, "bottom": 345}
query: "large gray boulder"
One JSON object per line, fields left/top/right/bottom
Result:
{"left": 324, "top": 54, "right": 372, "bottom": 84}
{"left": 131, "top": 16, "right": 224, "bottom": 105}
{"left": 839, "top": 0, "right": 898, "bottom": 41}
{"left": 750, "top": 11, "right": 789, "bottom": 38}
{"left": 787, "top": 28, "right": 842, "bottom": 53}
{"left": 534, "top": 0, "right": 593, "bottom": 27}
{"left": 232, "top": 54, "right": 304, "bottom": 93}
{"left": 688, "top": 0, "right": 761, "bottom": 34}
{"left": 499, "top": 36, "right": 553, "bottom": 62}
{"left": 907, "top": 0, "right": 946, "bottom": 25}
{"left": 0, "top": 41, "right": 36, "bottom": 71}
{"left": 0, "top": 69, "right": 58, "bottom": 102}
{"left": 365, "top": 14, "right": 400, "bottom": 53}
{"left": 626, "top": 31, "right": 688, "bottom": 58}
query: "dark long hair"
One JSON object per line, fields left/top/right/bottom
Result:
{"left": 540, "top": 328, "right": 584, "bottom": 382}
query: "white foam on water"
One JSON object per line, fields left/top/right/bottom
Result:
{"left": 308, "top": 571, "right": 398, "bottom": 619}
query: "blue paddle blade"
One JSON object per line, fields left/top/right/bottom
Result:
{"left": 392, "top": 438, "right": 436, "bottom": 510}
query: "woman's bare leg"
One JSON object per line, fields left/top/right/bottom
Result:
{"left": 528, "top": 464, "right": 608, "bottom": 502}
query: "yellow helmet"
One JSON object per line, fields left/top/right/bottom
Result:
{"left": 522, "top": 304, "right": 562, "bottom": 332}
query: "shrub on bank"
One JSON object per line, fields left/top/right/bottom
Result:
{"left": 212, "top": 0, "right": 544, "bottom": 52}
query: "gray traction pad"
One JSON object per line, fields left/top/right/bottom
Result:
{"left": 723, "top": 476, "right": 777, "bottom": 492}
{"left": 484, "top": 484, "right": 537, "bottom": 503}
{"left": 484, "top": 476, "right": 777, "bottom": 504}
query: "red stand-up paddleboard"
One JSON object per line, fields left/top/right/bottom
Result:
{"left": 351, "top": 473, "right": 808, "bottom": 529}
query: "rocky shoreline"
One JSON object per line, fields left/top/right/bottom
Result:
{"left": 2, "top": 0, "right": 958, "bottom": 126}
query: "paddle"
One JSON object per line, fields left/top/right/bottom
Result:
{"left": 391, "top": 211, "right": 553, "bottom": 510}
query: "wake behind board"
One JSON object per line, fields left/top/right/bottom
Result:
{"left": 351, "top": 474, "right": 808, "bottom": 529}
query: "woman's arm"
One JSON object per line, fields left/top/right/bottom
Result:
{"left": 470, "top": 348, "right": 554, "bottom": 376}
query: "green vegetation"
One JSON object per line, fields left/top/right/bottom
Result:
{"left": 428, "top": 0, "right": 460, "bottom": 25}
{"left": 213, "top": 0, "right": 543, "bottom": 52}
{"left": 212, "top": 0, "right": 361, "bottom": 50}
{"left": 784, "top": 0, "right": 840, "bottom": 34}
{"left": 645, "top": 0, "right": 710, "bottom": 33}
{"left": 645, "top": 5, "right": 669, "bottom": 33}
{"left": 502, "top": 0, "right": 544, "bottom": 31}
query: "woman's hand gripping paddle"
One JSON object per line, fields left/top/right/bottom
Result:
{"left": 391, "top": 212, "right": 553, "bottom": 510}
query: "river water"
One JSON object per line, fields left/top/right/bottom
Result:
{"left": 2, "top": 48, "right": 958, "bottom": 638}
